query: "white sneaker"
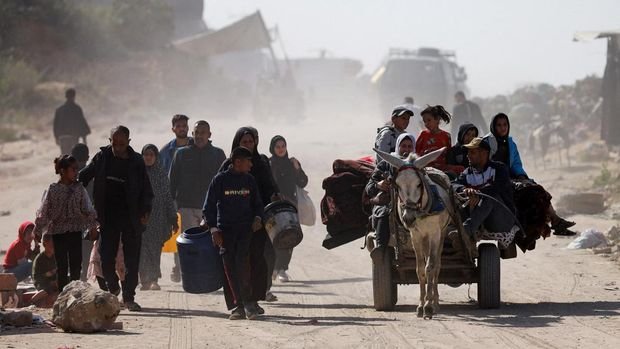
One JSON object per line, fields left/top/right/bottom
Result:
{"left": 277, "top": 270, "right": 290, "bottom": 283}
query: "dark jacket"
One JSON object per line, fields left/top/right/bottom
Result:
{"left": 446, "top": 123, "right": 478, "bottom": 168}
{"left": 78, "top": 145, "right": 153, "bottom": 233}
{"left": 365, "top": 160, "right": 396, "bottom": 219}
{"left": 159, "top": 137, "right": 194, "bottom": 175}
{"left": 53, "top": 101, "right": 90, "bottom": 139}
{"left": 203, "top": 168, "right": 264, "bottom": 229}
{"left": 485, "top": 114, "right": 528, "bottom": 178}
{"left": 269, "top": 156, "right": 308, "bottom": 205}
{"left": 169, "top": 142, "right": 226, "bottom": 209}
{"left": 454, "top": 160, "right": 516, "bottom": 214}
{"left": 451, "top": 100, "right": 486, "bottom": 139}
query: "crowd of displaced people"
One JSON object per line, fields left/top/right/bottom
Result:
{"left": 1, "top": 89, "right": 308, "bottom": 319}
{"left": 2, "top": 87, "right": 578, "bottom": 320}
{"left": 369, "top": 91, "right": 576, "bottom": 260}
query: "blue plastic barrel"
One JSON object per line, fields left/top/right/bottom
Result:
{"left": 176, "top": 227, "right": 223, "bottom": 294}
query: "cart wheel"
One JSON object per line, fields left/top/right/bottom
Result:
{"left": 372, "top": 247, "right": 395, "bottom": 311}
{"left": 478, "top": 243, "right": 501, "bottom": 309}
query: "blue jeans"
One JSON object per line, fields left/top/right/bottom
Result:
{"left": 6, "top": 262, "right": 33, "bottom": 282}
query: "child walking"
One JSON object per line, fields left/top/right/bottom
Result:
{"left": 204, "top": 147, "right": 264, "bottom": 320}
{"left": 34, "top": 155, "right": 98, "bottom": 291}
{"left": 415, "top": 105, "right": 464, "bottom": 177}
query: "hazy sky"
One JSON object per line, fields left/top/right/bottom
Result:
{"left": 203, "top": 0, "right": 619, "bottom": 97}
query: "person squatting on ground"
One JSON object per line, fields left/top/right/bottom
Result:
{"left": 452, "top": 137, "right": 518, "bottom": 248}
{"left": 169, "top": 120, "right": 226, "bottom": 282}
{"left": 78, "top": 125, "right": 153, "bottom": 311}
{"left": 446, "top": 123, "right": 479, "bottom": 169}
{"left": 220, "top": 127, "right": 280, "bottom": 306}
{"left": 375, "top": 105, "right": 413, "bottom": 160}
{"left": 484, "top": 113, "right": 576, "bottom": 236}
{"left": 2, "top": 221, "right": 39, "bottom": 282}
{"left": 53, "top": 88, "right": 91, "bottom": 155}
{"left": 204, "top": 146, "right": 265, "bottom": 320}
{"left": 139, "top": 144, "right": 178, "bottom": 291}
{"left": 366, "top": 133, "right": 416, "bottom": 261}
{"left": 268, "top": 135, "right": 309, "bottom": 282}
{"left": 31, "top": 233, "right": 59, "bottom": 308}
{"left": 71, "top": 143, "right": 95, "bottom": 282}
{"left": 33, "top": 155, "right": 98, "bottom": 291}
{"left": 415, "top": 105, "right": 464, "bottom": 177}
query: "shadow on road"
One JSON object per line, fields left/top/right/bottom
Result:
{"left": 446, "top": 301, "right": 620, "bottom": 327}
{"left": 119, "top": 307, "right": 228, "bottom": 320}
{"left": 262, "top": 313, "right": 393, "bottom": 327}
{"left": 288, "top": 277, "right": 371, "bottom": 285}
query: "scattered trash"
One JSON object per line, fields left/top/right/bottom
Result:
{"left": 592, "top": 246, "right": 613, "bottom": 254}
{"left": 567, "top": 229, "right": 609, "bottom": 249}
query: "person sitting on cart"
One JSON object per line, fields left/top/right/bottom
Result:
{"left": 366, "top": 132, "right": 416, "bottom": 261}
{"left": 452, "top": 137, "right": 518, "bottom": 249}
{"left": 374, "top": 105, "right": 414, "bottom": 162}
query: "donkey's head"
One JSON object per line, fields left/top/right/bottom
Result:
{"left": 374, "top": 147, "right": 446, "bottom": 227}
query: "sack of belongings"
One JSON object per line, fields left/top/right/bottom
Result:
{"left": 321, "top": 158, "right": 374, "bottom": 249}
{"left": 512, "top": 179, "right": 552, "bottom": 252}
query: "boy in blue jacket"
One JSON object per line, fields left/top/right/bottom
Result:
{"left": 203, "top": 147, "right": 264, "bottom": 320}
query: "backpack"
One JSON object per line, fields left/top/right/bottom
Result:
{"left": 320, "top": 159, "right": 375, "bottom": 249}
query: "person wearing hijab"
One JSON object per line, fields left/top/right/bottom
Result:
{"left": 485, "top": 113, "right": 576, "bottom": 236}
{"left": 268, "top": 135, "right": 309, "bottom": 282}
{"left": 446, "top": 123, "right": 479, "bottom": 168}
{"left": 219, "top": 127, "right": 281, "bottom": 313}
{"left": 366, "top": 133, "right": 416, "bottom": 260}
{"left": 139, "top": 145, "right": 178, "bottom": 291}
{"left": 2, "top": 221, "right": 39, "bottom": 282}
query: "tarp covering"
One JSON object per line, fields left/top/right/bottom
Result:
{"left": 573, "top": 29, "right": 620, "bottom": 42}
{"left": 173, "top": 11, "right": 271, "bottom": 56}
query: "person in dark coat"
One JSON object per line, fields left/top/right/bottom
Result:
{"left": 452, "top": 91, "right": 486, "bottom": 140}
{"left": 219, "top": 127, "right": 280, "bottom": 313}
{"left": 53, "top": 88, "right": 91, "bottom": 155}
{"left": 446, "top": 123, "right": 479, "bottom": 168}
{"left": 78, "top": 126, "right": 154, "bottom": 311}
{"left": 204, "top": 146, "right": 265, "bottom": 320}
{"left": 169, "top": 120, "right": 225, "bottom": 282}
{"left": 268, "top": 135, "right": 308, "bottom": 282}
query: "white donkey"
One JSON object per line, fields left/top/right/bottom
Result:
{"left": 375, "top": 147, "right": 454, "bottom": 319}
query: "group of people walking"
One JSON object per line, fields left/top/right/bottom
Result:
{"left": 2, "top": 90, "right": 309, "bottom": 317}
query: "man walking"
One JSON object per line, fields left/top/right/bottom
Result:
{"left": 169, "top": 121, "right": 226, "bottom": 281}
{"left": 53, "top": 88, "right": 91, "bottom": 155}
{"left": 78, "top": 126, "right": 153, "bottom": 311}
{"left": 452, "top": 91, "right": 486, "bottom": 141}
{"left": 160, "top": 114, "right": 193, "bottom": 174}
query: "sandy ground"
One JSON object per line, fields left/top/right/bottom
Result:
{"left": 0, "top": 111, "right": 619, "bottom": 348}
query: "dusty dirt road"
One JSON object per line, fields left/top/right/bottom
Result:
{"left": 0, "top": 113, "right": 619, "bottom": 348}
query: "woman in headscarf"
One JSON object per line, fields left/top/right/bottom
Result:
{"left": 139, "top": 144, "right": 178, "bottom": 290}
{"left": 366, "top": 133, "right": 416, "bottom": 260}
{"left": 219, "top": 127, "right": 281, "bottom": 314}
{"left": 268, "top": 135, "right": 308, "bottom": 282}
{"left": 485, "top": 113, "right": 576, "bottom": 236}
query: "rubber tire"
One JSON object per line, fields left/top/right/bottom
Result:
{"left": 478, "top": 243, "right": 501, "bottom": 309}
{"left": 372, "top": 247, "right": 395, "bottom": 311}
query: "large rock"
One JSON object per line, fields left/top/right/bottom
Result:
{"left": 557, "top": 193, "right": 606, "bottom": 214}
{"left": 52, "top": 281, "right": 121, "bottom": 333}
